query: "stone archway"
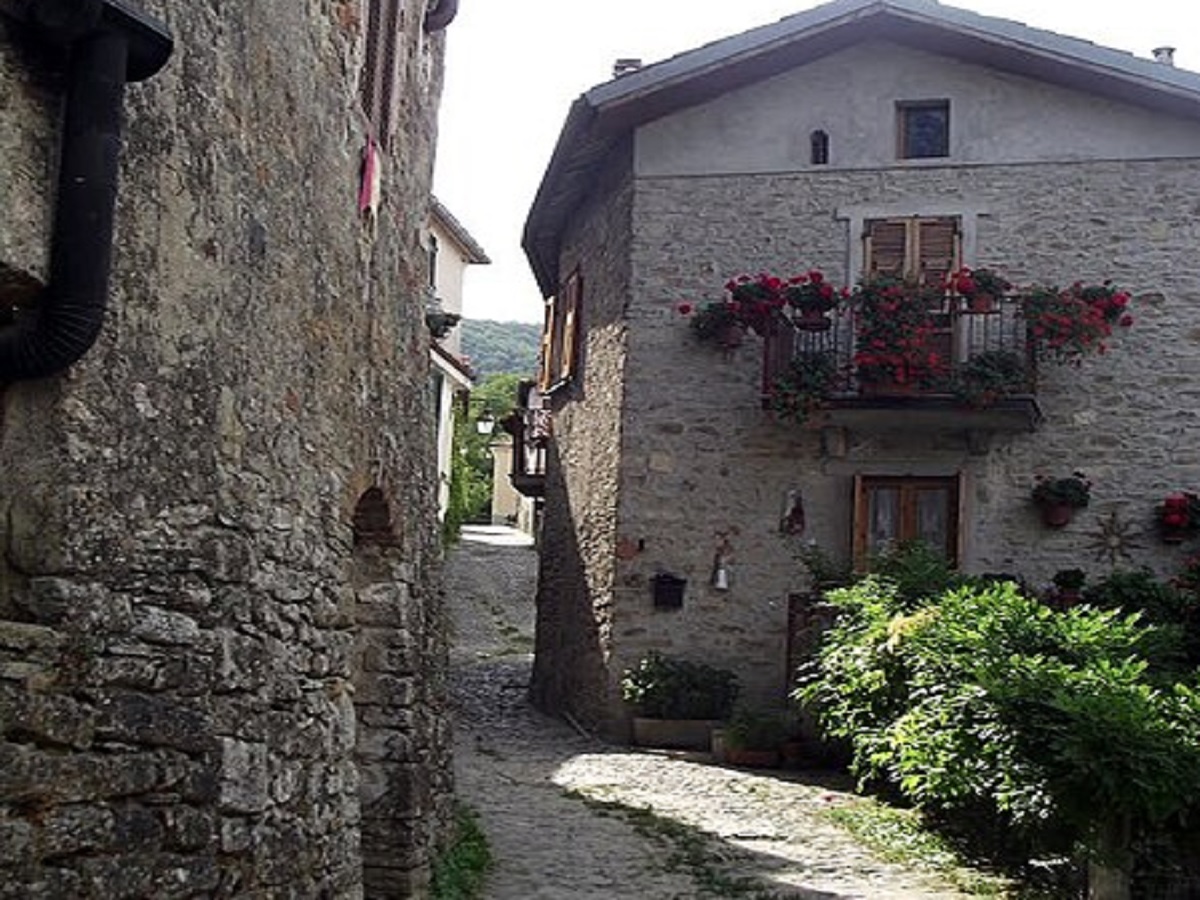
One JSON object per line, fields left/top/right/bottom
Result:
{"left": 350, "top": 486, "right": 432, "bottom": 897}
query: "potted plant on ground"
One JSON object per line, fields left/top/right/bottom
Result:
{"left": 621, "top": 652, "right": 739, "bottom": 750}
{"left": 951, "top": 349, "right": 1029, "bottom": 408}
{"left": 1032, "top": 472, "right": 1091, "bottom": 527}
{"left": 723, "top": 710, "right": 787, "bottom": 768}
{"left": 949, "top": 266, "right": 1011, "bottom": 313}
{"left": 1052, "top": 568, "right": 1086, "bottom": 608}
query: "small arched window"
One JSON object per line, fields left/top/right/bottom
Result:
{"left": 810, "top": 130, "right": 830, "bottom": 166}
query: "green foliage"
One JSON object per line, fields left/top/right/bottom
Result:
{"left": 767, "top": 351, "right": 840, "bottom": 423}
{"left": 952, "top": 350, "right": 1029, "bottom": 408}
{"left": 441, "top": 374, "right": 524, "bottom": 546}
{"left": 869, "top": 540, "right": 963, "bottom": 609}
{"left": 621, "top": 652, "right": 739, "bottom": 720}
{"left": 724, "top": 710, "right": 787, "bottom": 751}
{"left": 431, "top": 804, "right": 492, "bottom": 900}
{"left": 459, "top": 319, "right": 540, "bottom": 379}
{"left": 796, "top": 577, "right": 1200, "bottom": 862}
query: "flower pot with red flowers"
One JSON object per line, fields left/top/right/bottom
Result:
{"left": 1032, "top": 473, "right": 1091, "bottom": 527}
{"left": 949, "top": 266, "right": 1011, "bottom": 314}
{"left": 1157, "top": 492, "right": 1200, "bottom": 543}
{"left": 851, "top": 277, "right": 948, "bottom": 396}
{"left": 678, "top": 272, "right": 788, "bottom": 350}
{"left": 1023, "top": 282, "right": 1134, "bottom": 364}
{"left": 783, "top": 269, "right": 840, "bottom": 332}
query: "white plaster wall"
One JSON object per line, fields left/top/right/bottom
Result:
{"left": 635, "top": 41, "right": 1200, "bottom": 176}
{"left": 429, "top": 218, "right": 472, "bottom": 357}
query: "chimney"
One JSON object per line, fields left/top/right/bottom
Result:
{"left": 1152, "top": 46, "right": 1176, "bottom": 66}
{"left": 612, "top": 57, "right": 642, "bottom": 78}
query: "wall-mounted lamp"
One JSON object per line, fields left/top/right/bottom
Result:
{"left": 475, "top": 412, "right": 496, "bottom": 435}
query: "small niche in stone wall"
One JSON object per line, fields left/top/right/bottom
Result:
{"left": 352, "top": 487, "right": 398, "bottom": 547}
{"left": 651, "top": 573, "right": 686, "bottom": 610}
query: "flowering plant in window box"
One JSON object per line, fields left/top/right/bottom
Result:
{"left": 1032, "top": 472, "right": 1091, "bottom": 527}
{"left": 1023, "top": 282, "right": 1133, "bottom": 363}
{"left": 851, "top": 276, "right": 948, "bottom": 392}
{"left": 1157, "top": 492, "right": 1200, "bottom": 543}
{"left": 767, "top": 350, "right": 842, "bottom": 424}
{"left": 947, "top": 266, "right": 1011, "bottom": 313}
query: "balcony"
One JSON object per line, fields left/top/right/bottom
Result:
{"left": 502, "top": 380, "right": 549, "bottom": 497}
{"left": 762, "top": 294, "right": 1043, "bottom": 445}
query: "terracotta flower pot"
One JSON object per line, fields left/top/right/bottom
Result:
{"left": 1040, "top": 502, "right": 1074, "bottom": 528}
{"left": 795, "top": 308, "right": 833, "bottom": 332}
{"left": 967, "top": 293, "right": 996, "bottom": 314}
{"left": 725, "top": 747, "right": 781, "bottom": 769}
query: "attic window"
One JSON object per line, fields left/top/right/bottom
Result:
{"left": 810, "top": 130, "right": 829, "bottom": 166}
{"left": 897, "top": 100, "right": 949, "bottom": 159}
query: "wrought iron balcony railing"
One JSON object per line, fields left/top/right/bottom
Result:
{"left": 762, "top": 294, "right": 1042, "bottom": 433}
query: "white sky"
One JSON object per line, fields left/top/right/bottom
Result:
{"left": 433, "top": 0, "right": 1200, "bottom": 324}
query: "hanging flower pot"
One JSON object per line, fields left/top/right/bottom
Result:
{"left": 1031, "top": 473, "right": 1091, "bottom": 528}
{"left": 967, "top": 293, "right": 996, "bottom": 314}
{"left": 1040, "top": 502, "right": 1075, "bottom": 528}
{"left": 719, "top": 323, "right": 745, "bottom": 349}
{"left": 795, "top": 307, "right": 833, "bottom": 331}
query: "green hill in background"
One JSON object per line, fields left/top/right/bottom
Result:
{"left": 461, "top": 319, "right": 540, "bottom": 378}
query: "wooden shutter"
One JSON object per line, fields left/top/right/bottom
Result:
{"left": 559, "top": 271, "right": 582, "bottom": 383}
{"left": 538, "top": 295, "right": 557, "bottom": 391}
{"left": 915, "top": 218, "right": 960, "bottom": 287}
{"left": 864, "top": 220, "right": 907, "bottom": 277}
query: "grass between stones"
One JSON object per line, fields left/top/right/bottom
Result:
{"left": 431, "top": 804, "right": 492, "bottom": 900}
{"left": 820, "top": 798, "right": 1059, "bottom": 898}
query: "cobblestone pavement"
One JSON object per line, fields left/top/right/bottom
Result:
{"left": 445, "top": 528, "right": 974, "bottom": 899}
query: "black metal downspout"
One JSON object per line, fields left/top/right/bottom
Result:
{"left": 0, "top": 1, "right": 172, "bottom": 383}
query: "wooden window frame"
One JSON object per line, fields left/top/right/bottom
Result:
{"left": 852, "top": 474, "right": 964, "bottom": 570}
{"left": 863, "top": 216, "right": 960, "bottom": 286}
{"left": 361, "top": 0, "right": 405, "bottom": 148}
{"left": 538, "top": 269, "right": 582, "bottom": 392}
{"left": 897, "top": 100, "right": 950, "bottom": 160}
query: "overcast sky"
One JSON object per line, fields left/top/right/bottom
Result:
{"left": 432, "top": 0, "right": 1199, "bottom": 324}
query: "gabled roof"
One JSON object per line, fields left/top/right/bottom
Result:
{"left": 523, "top": 0, "right": 1200, "bottom": 296}
{"left": 431, "top": 196, "right": 490, "bottom": 265}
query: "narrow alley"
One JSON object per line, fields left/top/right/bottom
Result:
{"left": 444, "top": 527, "right": 984, "bottom": 900}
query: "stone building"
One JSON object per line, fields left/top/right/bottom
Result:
{"left": 1, "top": 0, "right": 459, "bottom": 896}
{"left": 520, "top": 0, "right": 1200, "bottom": 737}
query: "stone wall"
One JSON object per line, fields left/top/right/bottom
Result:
{"left": 543, "top": 155, "right": 1200, "bottom": 729}
{"left": 0, "top": 2, "right": 452, "bottom": 896}
{"left": 529, "top": 142, "right": 633, "bottom": 736}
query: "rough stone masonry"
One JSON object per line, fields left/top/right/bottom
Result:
{"left": 0, "top": 1, "right": 453, "bottom": 896}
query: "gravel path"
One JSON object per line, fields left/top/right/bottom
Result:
{"left": 444, "top": 528, "right": 976, "bottom": 899}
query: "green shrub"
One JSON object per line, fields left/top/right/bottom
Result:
{"left": 621, "top": 652, "right": 739, "bottom": 720}
{"left": 725, "top": 710, "right": 787, "bottom": 751}
{"left": 796, "top": 577, "right": 1200, "bottom": 864}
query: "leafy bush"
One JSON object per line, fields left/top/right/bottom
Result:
{"left": 868, "top": 540, "right": 963, "bottom": 609}
{"left": 725, "top": 710, "right": 787, "bottom": 751}
{"left": 621, "top": 652, "right": 739, "bottom": 720}
{"left": 796, "top": 577, "right": 1200, "bottom": 865}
